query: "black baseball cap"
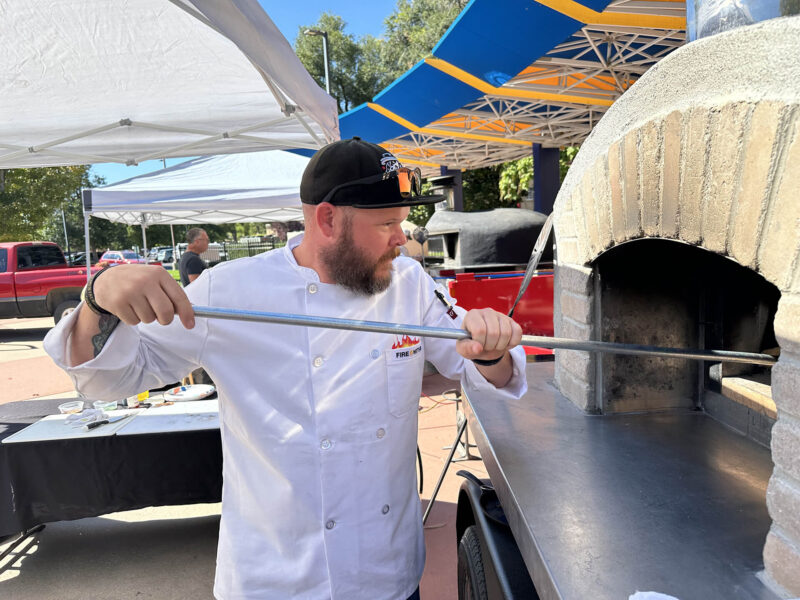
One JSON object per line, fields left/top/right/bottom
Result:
{"left": 300, "top": 137, "right": 443, "bottom": 209}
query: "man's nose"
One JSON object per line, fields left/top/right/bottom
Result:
{"left": 390, "top": 225, "right": 406, "bottom": 246}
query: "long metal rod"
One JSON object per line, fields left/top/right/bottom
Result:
{"left": 191, "top": 306, "right": 777, "bottom": 367}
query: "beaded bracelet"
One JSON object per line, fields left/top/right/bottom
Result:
{"left": 82, "top": 265, "right": 113, "bottom": 315}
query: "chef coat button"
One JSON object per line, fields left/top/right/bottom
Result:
{"left": 308, "top": 283, "right": 318, "bottom": 294}
{"left": 320, "top": 439, "right": 331, "bottom": 450}
{"left": 382, "top": 504, "right": 390, "bottom": 515}
{"left": 370, "top": 349, "right": 380, "bottom": 359}
{"left": 376, "top": 428, "right": 385, "bottom": 439}
{"left": 326, "top": 520, "right": 336, "bottom": 530}
{"left": 313, "top": 356, "right": 324, "bottom": 368}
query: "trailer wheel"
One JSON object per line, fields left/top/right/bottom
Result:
{"left": 458, "top": 525, "right": 488, "bottom": 600}
{"left": 53, "top": 300, "right": 80, "bottom": 324}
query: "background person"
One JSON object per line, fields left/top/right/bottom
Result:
{"left": 178, "top": 227, "right": 209, "bottom": 286}
{"left": 44, "top": 138, "right": 527, "bottom": 600}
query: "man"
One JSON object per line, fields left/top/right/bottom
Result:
{"left": 178, "top": 227, "right": 209, "bottom": 286}
{"left": 44, "top": 138, "right": 526, "bottom": 600}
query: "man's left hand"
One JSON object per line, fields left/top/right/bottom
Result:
{"left": 456, "top": 308, "right": 523, "bottom": 362}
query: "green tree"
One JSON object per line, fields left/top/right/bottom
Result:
{"left": 499, "top": 156, "right": 533, "bottom": 204}
{"left": 463, "top": 166, "right": 505, "bottom": 212}
{"left": 559, "top": 146, "right": 580, "bottom": 182}
{"left": 0, "top": 166, "right": 97, "bottom": 243}
{"left": 381, "top": 0, "right": 468, "bottom": 79}
{"left": 781, "top": 0, "right": 800, "bottom": 16}
{"left": 294, "top": 13, "right": 389, "bottom": 113}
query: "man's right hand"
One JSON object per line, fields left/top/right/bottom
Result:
{"left": 93, "top": 265, "right": 196, "bottom": 329}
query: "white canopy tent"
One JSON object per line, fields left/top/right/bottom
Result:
{"left": 0, "top": 0, "right": 338, "bottom": 274}
{"left": 0, "top": 0, "right": 337, "bottom": 168}
{"left": 84, "top": 150, "right": 310, "bottom": 226}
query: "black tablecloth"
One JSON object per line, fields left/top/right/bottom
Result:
{"left": 0, "top": 398, "right": 222, "bottom": 537}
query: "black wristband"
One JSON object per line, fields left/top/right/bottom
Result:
{"left": 83, "top": 265, "right": 113, "bottom": 316}
{"left": 472, "top": 354, "right": 505, "bottom": 367}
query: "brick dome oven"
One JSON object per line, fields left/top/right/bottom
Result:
{"left": 552, "top": 16, "right": 800, "bottom": 596}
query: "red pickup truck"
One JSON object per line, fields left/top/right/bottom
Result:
{"left": 0, "top": 242, "right": 100, "bottom": 323}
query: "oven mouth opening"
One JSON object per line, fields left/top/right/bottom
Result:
{"left": 592, "top": 239, "right": 780, "bottom": 443}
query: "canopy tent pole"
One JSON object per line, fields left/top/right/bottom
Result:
{"left": 83, "top": 213, "right": 91, "bottom": 284}
{"left": 170, "top": 225, "right": 176, "bottom": 266}
{"left": 141, "top": 215, "right": 148, "bottom": 263}
{"left": 60, "top": 207, "right": 71, "bottom": 260}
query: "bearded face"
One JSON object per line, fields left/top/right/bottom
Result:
{"left": 319, "top": 212, "right": 399, "bottom": 296}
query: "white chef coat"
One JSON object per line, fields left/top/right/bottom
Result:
{"left": 45, "top": 234, "right": 527, "bottom": 600}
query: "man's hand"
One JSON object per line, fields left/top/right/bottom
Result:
{"left": 93, "top": 264, "right": 195, "bottom": 328}
{"left": 68, "top": 265, "right": 195, "bottom": 367}
{"left": 456, "top": 308, "right": 522, "bottom": 362}
{"left": 455, "top": 308, "right": 522, "bottom": 389}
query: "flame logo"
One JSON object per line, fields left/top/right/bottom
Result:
{"left": 392, "top": 335, "right": 420, "bottom": 349}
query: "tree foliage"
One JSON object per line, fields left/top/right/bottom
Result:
{"left": 380, "top": 0, "right": 468, "bottom": 79}
{"left": 499, "top": 156, "right": 533, "bottom": 204}
{"left": 0, "top": 167, "right": 96, "bottom": 243}
{"left": 294, "top": 13, "right": 390, "bottom": 114}
{"left": 559, "top": 146, "right": 580, "bottom": 182}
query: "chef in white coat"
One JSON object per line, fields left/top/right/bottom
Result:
{"left": 45, "top": 137, "right": 527, "bottom": 600}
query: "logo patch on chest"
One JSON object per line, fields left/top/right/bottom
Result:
{"left": 390, "top": 335, "right": 423, "bottom": 360}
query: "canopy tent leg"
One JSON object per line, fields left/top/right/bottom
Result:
{"left": 83, "top": 213, "right": 91, "bottom": 284}
{"left": 170, "top": 224, "right": 176, "bottom": 265}
{"left": 141, "top": 215, "right": 148, "bottom": 263}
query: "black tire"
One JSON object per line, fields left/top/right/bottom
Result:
{"left": 53, "top": 299, "right": 80, "bottom": 324}
{"left": 458, "top": 526, "right": 488, "bottom": 600}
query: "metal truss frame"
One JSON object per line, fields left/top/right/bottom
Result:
{"left": 385, "top": 0, "right": 685, "bottom": 174}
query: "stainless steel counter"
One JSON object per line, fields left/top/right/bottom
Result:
{"left": 463, "top": 362, "right": 778, "bottom": 600}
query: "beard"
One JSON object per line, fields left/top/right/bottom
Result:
{"left": 320, "top": 218, "right": 399, "bottom": 296}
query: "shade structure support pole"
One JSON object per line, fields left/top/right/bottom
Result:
{"left": 532, "top": 144, "right": 560, "bottom": 214}
{"left": 439, "top": 166, "right": 463, "bottom": 211}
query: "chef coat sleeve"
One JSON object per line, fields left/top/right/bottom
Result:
{"left": 418, "top": 273, "right": 527, "bottom": 400}
{"left": 43, "top": 269, "right": 212, "bottom": 401}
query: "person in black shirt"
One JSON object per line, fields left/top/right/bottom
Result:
{"left": 178, "top": 228, "right": 209, "bottom": 286}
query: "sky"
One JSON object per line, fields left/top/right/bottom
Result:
{"left": 91, "top": 0, "right": 398, "bottom": 186}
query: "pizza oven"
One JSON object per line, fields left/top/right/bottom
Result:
{"left": 552, "top": 16, "right": 800, "bottom": 596}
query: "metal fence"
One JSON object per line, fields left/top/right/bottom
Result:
{"left": 200, "top": 239, "right": 286, "bottom": 265}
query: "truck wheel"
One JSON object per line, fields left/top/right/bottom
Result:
{"left": 53, "top": 300, "right": 80, "bottom": 324}
{"left": 457, "top": 526, "right": 488, "bottom": 600}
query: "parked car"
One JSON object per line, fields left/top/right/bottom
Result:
{"left": 147, "top": 246, "right": 171, "bottom": 261}
{"left": 99, "top": 250, "right": 147, "bottom": 265}
{"left": 0, "top": 241, "right": 101, "bottom": 323}
{"left": 156, "top": 247, "right": 175, "bottom": 269}
{"left": 68, "top": 251, "right": 100, "bottom": 267}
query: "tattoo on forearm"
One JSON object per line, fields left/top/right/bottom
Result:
{"left": 92, "top": 314, "right": 120, "bottom": 357}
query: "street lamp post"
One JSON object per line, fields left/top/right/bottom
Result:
{"left": 303, "top": 29, "right": 330, "bottom": 95}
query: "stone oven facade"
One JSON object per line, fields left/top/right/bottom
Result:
{"left": 552, "top": 18, "right": 800, "bottom": 596}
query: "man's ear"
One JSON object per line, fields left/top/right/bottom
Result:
{"left": 315, "top": 203, "right": 337, "bottom": 239}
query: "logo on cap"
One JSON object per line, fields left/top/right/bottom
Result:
{"left": 381, "top": 153, "right": 400, "bottom": 174}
